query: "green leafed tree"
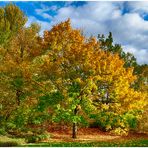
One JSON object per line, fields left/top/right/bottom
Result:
{"left": 0, "top": 3, "right": 27, "bottom": 47}
{"left": 98, "top": 32, "right": 137, "bottom": 68}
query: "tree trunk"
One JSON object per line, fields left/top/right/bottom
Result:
{"left": 20, "top": 46, "right": 24, "bottom": 60}
{"left": 16, "top": 89, "right": 21, "bottom": 105}
{"left": 72, "top": 107, "right": 78, "bottom": 138}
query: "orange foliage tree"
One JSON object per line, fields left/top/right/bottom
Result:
{"left": 35, "top": 19, "right": 146, "bottom": 138}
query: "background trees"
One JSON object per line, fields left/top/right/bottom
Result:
{"left": 97, "top": 32, "right": 147, "bottom": 134}
{"left": 0, "top": 4, "right": 42, "bottom": 133}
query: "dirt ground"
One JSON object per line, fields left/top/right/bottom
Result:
{"left": 47, "top": 127, "right": 148, "bottom": 142}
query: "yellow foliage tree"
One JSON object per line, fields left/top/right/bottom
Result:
{"left": 0, "top": 24, "right": 42, "bottom": 126}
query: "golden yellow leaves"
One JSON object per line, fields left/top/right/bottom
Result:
{"left": 19, "top": 62, "right": 32, "bottom": 80}
{"left": 101, "top": 104, "right": 109, "bottom": 110}
{"left": 40, "top": 19, "right": 147, "bottom": 115}
{"left": 75, "top": 78, "right": 82, "bottom": 84}
{"left": 43, "top": 19, "right": 84, "bottom": 53}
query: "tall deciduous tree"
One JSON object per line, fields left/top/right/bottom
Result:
{"left": 0, "top": 21, "right": 42, "bottom": 128}
{"left": 36, "top": 19, "right": 146, "bottom": 138}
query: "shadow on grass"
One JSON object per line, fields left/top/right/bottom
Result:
{"left": 0, "top": 141, "right": 19, "bottom": 147}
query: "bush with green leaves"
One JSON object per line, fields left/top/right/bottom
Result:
{"left": 91, "top": 112, "right": 126, "bottom": 131}
{"left": 0, "top": 127, "right": 7, "bottom": 135}
{"left": 123, "top": 111, "right": 139, "bottom": 129}
{"left": 5, "top": 122, "right": 17, "bottom": 131}
{"left": 90, "top": 110, "right": 142, "bottom": 135}
{"left": 25, "top": 132, "right": 50, "bottom": 143}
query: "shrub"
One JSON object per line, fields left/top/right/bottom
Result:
{"left": 123, "top": 112, "right": 138, "bottom": 129}
{"left": 91, "top": 111, "right": 127, "bottom": 132}
{"left": 25, "top": 133, "right": 50, "bottom": 143}
{"left": 0, "top": 127, "right": 7, "bottom": 135}
{"left": 5, "top": 122, "right": 16, "bottom": 130}
{"left": 137, "top": 109, "right": 148, "bottom": 133}
{"left": 90, "top": 110, "right": 141, "bottom": 135}
{"left": 25, "top": 136, "right": 38, "bottom": 143}
{"left": 110, "top": 127, "right": 128, "bottom": 136}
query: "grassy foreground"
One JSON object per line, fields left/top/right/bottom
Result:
{"left": 0, "top": 135, "right": 148, "bottom": 147}
{"left": 23, "top": 139, "right": 148, "bottom": 147}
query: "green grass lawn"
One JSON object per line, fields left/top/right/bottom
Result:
{"left": 0, "top": 135, "right": 148, "bottom": 147}
{"left": 22, "top": 139, "right": 148, "bottom": 147}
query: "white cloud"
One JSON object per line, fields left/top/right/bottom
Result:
{"left": 42, "top": 13, "right": 52, "bottom": 19}
{"left": 108, "top": 13, "right": 148, "bottom": 49}
{"left": 49, "top": 5, "right": 58, "bottom": 11}
{"left": 48, "top": 2, "right": 122, "bottom": 37}
{"left": 25, "top": 16, "right": 51, "bottom": 36}
{"left": 35, "top": 8, "right": 53, "bottom": 20}
{"left": 35, "top": 9, "right": 43, "bottom": 14}
{"left": 123, "top": 45, "right": 148, "bottom": 64}
{"left": 36, "top": 4, "right": 58, "bottom": 13}
{"left": 52, "top": 2, "right": 122, "bottom": 22}
{"left": 127, "top": 1, "right": 148, "bottom": 14}
{"left": 26, "top": 2, "right": 148, "bottom": 64}
{"left": 35, "top": 4, "right": 58, "bottom": 20}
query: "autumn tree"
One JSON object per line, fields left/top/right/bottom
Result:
{"left": 35, "top": 19, "right": 147, "bottom": 138}
{"left": 0, "top": 3, "right": 28, "bottom": 127}
{"left": 0, "top": 20, "right": 42, "bottom": 130}
{"left": 34, "top": 19, "right": 97, "bottom": 138}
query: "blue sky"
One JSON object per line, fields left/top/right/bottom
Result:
{"left": 0, "top": 1, "right": 148, "bottom": 64}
